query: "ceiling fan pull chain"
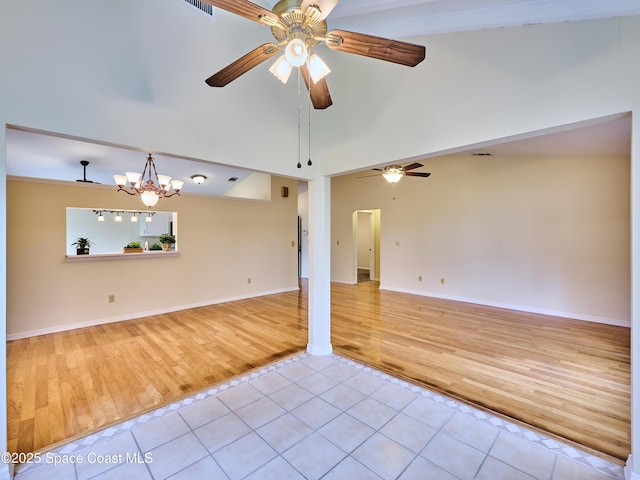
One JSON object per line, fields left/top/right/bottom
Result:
{"left": 307, "top": 60, "right": 312, "bottom": 167}
{"left": 297, "top": 68, "right": 302, "bottom": 169}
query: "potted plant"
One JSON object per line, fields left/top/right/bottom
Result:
{"left": 71, "top": 237, "right": 93, "bottom": 255}
{"left": 123, "top": 241, "right": 144, "bottom": 253}
{"left": 159, "top": 233, "right": 176, "bottom": 252}
{"left": 149, "top": 243, "right": 162, "bottom": 251}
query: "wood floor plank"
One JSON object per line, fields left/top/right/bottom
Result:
{"left": 6, "top": 280, "right": 630, "bottom": 461}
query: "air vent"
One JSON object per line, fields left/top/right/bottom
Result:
{"left": 228, "top": 177, "right": 239, "bottom": 182}
{"left": 177, "top": 0, "right": 215, "bottom": 19}
{"left": 472, "top": 152, "right": 493, "bottom": 156}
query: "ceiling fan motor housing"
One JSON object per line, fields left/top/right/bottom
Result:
{"left": 270, "top": 0, "right": 327, "bottom": 48}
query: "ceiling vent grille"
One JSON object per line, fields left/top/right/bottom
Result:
{"left": 177, "top": 0, "right": 216, "bottom": 19}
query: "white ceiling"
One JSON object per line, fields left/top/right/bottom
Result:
{"left": 6, "top": 0, "right": 637, "bottom": 193}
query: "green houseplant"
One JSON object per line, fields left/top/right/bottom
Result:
{"left": 123, "top": 241, "right": 143, "bottom": 254}
{"left": 159, "top": 233, "right": 176, "bottom": 252}
{"left": 71, "top": 237, "right": 93, "bottom": 255}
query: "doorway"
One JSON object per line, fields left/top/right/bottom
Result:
{"left": 353, "top": 209, "right": 380, "bottom": 283}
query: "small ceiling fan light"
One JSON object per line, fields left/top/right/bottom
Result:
{"left": 269, "top": 55, "right": 292, "bottom": 83}
{"left": 382, "top": 167, "right": 405, "bottom": 183}
{"left": 285, "top": 38, "right": 308, "bottom": 67}
{"left": 191, "top": 174, "right": 207, "bottom": 185}
{"left": 308, "top": 52, "right": 331, "bottom": 83}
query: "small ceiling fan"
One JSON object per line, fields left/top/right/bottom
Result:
{"left": 361, "top": 162, "right": 431, "bottom": 183}
{"left": 203, "top": 0, "right": 426, "bottom": 109}
{"left": 75, "top": 160, "right": 100, "bottom": 184}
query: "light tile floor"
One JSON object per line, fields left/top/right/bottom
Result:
{"left": 13, "top": 353, "right": 624, "bottom": 480}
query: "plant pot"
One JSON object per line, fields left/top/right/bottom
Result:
{"left": 123, "top": 247, "right": 144, "bottom": 254}
{"left": 161, "top": 243, "right": 173, "bottom": 252}
{"left": 76, "top": 248, "right": 90, "bottom": 255}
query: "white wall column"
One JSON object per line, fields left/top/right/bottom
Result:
{"left": 627, "top": 113, "right": 640, "bottom": 480}
{"left": 306, "top": 176, "right": 332, "bottom": 355}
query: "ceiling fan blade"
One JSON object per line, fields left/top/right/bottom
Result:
{"left": 405, "top": 172, "right": 431, "bottom": 178}
{"left": 403, "top": 162, "right": 424, "bottom": 171}
{"left": 206, "top": 43, "right": 279, "bottom": 87}
{"left": 326, "top": 29, "right": 426, "bottom": 67}
{"left": 300, "top": 64, "right": 333, "bottom": 110}
{"left": 301, "top": 0, "right": 339, "bottom": 20}
{"left": 201, "top": 0, "right": 278, "bottom": 24}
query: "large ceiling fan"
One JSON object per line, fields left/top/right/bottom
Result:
{"left": 361, "top": 162, "right": 431, "bottom": 183}
{"left": 203, "top": 0, "right": 426, "bottom": 109}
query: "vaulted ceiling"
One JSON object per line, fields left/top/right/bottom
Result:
{"left": 6, "top": 0, "right": 638, "bottom": 196}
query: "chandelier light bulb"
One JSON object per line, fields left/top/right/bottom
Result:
{"left": 140, "top": 190, "right": 160, "bottom": 207}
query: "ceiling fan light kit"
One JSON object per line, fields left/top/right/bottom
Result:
{"left": 381, "top": 166, "right": 405, "bottom": 184}
{"left": 204, "top": 0, "right": 425, "bottom": 109}
{"left": 114, "top": 154, "right": 184, "bottom": 207}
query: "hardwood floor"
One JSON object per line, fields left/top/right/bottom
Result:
{"left": 331, "top": 281, "right": 630, "bottom": 461}
{"left": 7, "top": 281, "right": 630, "bottom": 461}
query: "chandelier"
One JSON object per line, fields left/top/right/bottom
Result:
{"left": 113, "top": 154, "right": 184, "bottom": 207}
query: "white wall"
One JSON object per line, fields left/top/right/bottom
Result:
{"left": 333, "top": 154, "right": 630, "bottom": 325}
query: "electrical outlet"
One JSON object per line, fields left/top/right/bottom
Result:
{"left": 395, "top": 240, "right": 400, "bottom": 246}
{"left": 247, "top": 278, "right": 251, "bottom": 284}
{"left": 108, "top": 294, "right": 115, "bottom": 303}
{"left": 418, "top": 276, "right": 422, "bottom": 282}
{"left": 337, "top": 240, "right": 340, "bottom": 245}
{"left": 291, "top": 240, "right": 295, "bottom": 247}
{"left": 440, "top": 278, "right": 445, "bottom": 284}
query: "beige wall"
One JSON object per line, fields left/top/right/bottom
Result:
{"left": 332, "top": 154, "right": 630, "bottom": 325}
{"left": 7, "top": 177, "right": 299, "bottom": 338}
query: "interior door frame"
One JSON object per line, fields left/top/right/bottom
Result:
{"left": 353, "top": 209, "right": 380, "bottom": 283}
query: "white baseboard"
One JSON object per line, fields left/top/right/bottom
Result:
{"left": 626, "top": 455, "right": 640, "bottom": 479}
{"left": 7, "top": 287, "right": 300, "bottom": 340}
{"left": 379, "top": 285, "right": 630, "bottom": 328}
